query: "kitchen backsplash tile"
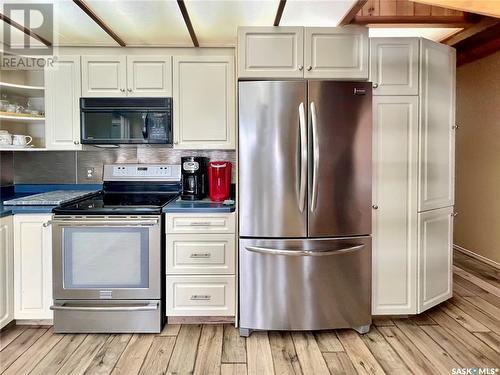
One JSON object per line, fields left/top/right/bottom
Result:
{"left": 12, "top": 148, "right": 237, "bottom": 184}
{"left": 13, "top": 151, "right": 77, "bottom": 184}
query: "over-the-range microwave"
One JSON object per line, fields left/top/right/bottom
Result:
{"left": 80, "top": 97, "right": 173, "bottom": 145}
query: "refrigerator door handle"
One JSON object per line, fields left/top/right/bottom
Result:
{"left": 298, "top": 102, "right": 307, "bottom": 212}
{"left": 310, "top": 101, "right": 319, "bottom": 212}
{"left": 245, "top": 244, "right": 364, "bottom": 256}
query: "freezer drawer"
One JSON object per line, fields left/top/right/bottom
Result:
{"left": 239, "top": 237, "right": 371, "bottom": 331}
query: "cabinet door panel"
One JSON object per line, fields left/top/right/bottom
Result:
{"left": 419, "top": 40, "right": 456, "bottom": 211}
{"left": 45, "top": 55, "right": 82, "bottom": 150}
{"left": 126, "top": 56, "right": 172, "bottom": 96}
{"left": 418, "top": 207, "right": 453, "bottom": 312}
{"left": 370, "top": 38, "right": 419, "bottom": 95}
{"left": 372, "top": 96, "right": 418, "bottom": 315}
{"left": 0, "top": 216, "right": 14, "bottom": 329}
{"left": 238, "top": 27, "right": 304, "bottom": 78}
{"left": 14, "top": 214, "right": 52, "bottom": 320}
{"left": 304, "top": 26, "right": 368, "bottom": 79}
{"left": 81, "top": 56, "right": 126, "bottom": 97}
{"left": 173, "top": 56, "right": 235, "bottom": 149}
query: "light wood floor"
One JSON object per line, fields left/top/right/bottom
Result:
{"left": 1, "top": 251, "right": 499, "bottom": 375}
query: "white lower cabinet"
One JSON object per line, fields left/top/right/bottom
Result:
{"left": 166, "top": 275, "right": 235, "bottom": 316}
{"left": 13, "top": 214, "right": 53, "bottom": 320}
{"left": 0, "top": 216, "right": 14, "bottom": 329}
{"left": 417, "top": 206, "right": 453, "bottom": 313}
{"left": 166, "top": 212, "right": 236, "bottom": 317}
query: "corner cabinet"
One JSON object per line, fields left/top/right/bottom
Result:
{"left": 417, "top": 207, "right": 453, "bottom": 312}
{"left": 0, "top": 216, "right": 14, "bottom": 329}
{"left": 238, "top": 26, "right": 368, "bottom": 80}
{"left": 418, "top": 39, "right": 456, "bottom": 212}
{"left": 13, "top": 214, "right": 53, "bottom": 320}
{"left": 45, "top": 55, "right": 82, "bottom": 150}
{"left": 173, "top": 56, "right": 235, "bottom": 149}
{"left": 372, "top": 96, "right": 418, "bottom": 315}
{"left": 304, "top": 26, "right": 368, "bottom": 79}
{"left": 81, "top": 55, "right": 172, "bottom": 97}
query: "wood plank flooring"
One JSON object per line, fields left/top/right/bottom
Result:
{"left": 1, "top": 251, "right": 499, "bottom": 374}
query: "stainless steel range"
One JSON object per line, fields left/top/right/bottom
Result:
{"left": 50, "top": 164, "right": 181, "bottom": 333}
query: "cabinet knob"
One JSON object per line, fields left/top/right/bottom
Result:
{"left": 298, "top": 65, "right": 303, "bottom": 71}
{"left": 372, "top": 204, "right": 378, "bottom": 210}
{"left": 127, "top": 88, "right": 132, "bottom": 93}
{"left": 120, "top": 88, "right": 125, "bottom": 93}
{"left": 42, "top": 221, "right": 51, "bottom": 227}
{"left": 452, "top": 212, "right": 458, "bottom": 217}
{"left": 73, "top": 140, "right": 79, "bottom": 145}
{"left": 307, "top": 66, "right": 312, "bottom": 71}
{"left": 452, "top": 124, "right": 459, "bottom": 129}
{"left": 373, "top": 83, "right": 379, "bottom": 89}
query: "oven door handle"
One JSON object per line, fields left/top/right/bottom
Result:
{"left": 47, "top": 218, "right": 159, "bottom": 227}
{"left": 50, "top": 302, "right": 159, "bottom": 312}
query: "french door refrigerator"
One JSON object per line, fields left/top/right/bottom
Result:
{"left": 239, "top": 80, "right": 372, "bottom": 336}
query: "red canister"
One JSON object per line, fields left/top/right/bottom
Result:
{"left": 208, "top": 161, "right": 232, "bottom": 202}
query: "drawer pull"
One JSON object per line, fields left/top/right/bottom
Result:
{"left": 190, "top": 295, "right": 211, "bottom": 301}
{"left": 189, "top": 222, "right": 214, "bottom": 226}
{"left": 190, "top": 252, "right": 211, "bottom": 258}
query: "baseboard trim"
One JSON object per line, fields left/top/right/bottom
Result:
{"left": 454, "top": 244, "right": 500, "bottom": 270}
{"left": 168, "top": 316, "right": 235, "bottom": 324}
{"left": 15, "top": 319, "right": 53, "bottom": 327}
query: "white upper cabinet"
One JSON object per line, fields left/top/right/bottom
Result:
{"left": 45, "top": 55, "right": 82, "bottom": 150}
{"left": 238, "top": 27, "right": 304, "bottom": 78}
{"left": 0, "top": 216, "right": 14, "bottom": 329}
{"left": 370, "top": 38, "right": 419, "bottom": 95}
{"left": 417, "top": 206, "right": 453, "bottom": 313}
{"left": 81, "top": 55, "right": 127, "bottom": 97}
{"left": 82, "top": 55, "right": 173, "bottom": 98}
{"left": 173, "top": 56, "right": 235, "bottom": 149}
{"left": 372, "top": 96, "right": 418, "bottom": 315}
{"left": 126, "top": 56, "right": 172, "bottom": 97}
{"left": 14, "top": 214, "right": 53, "bottom": 320}
{"left": 304, "top": 26, "right": 368, "bottom": 79}
{"left": 418, "top": 39, "right": 456, "bottom": 211}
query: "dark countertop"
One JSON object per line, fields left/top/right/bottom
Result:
{"left": 164, "top": 197, "right": 236, "bottom": 213}
{"left": 0, "top": 184, "right": 102, "bottom": 218}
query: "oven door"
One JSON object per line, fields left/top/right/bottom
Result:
{"left": 52, "top": 216, "right": 161, "bottom": 300}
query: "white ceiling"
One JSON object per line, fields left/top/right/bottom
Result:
{"left": 0, "top": 0, "right": 460, "bottom": 47}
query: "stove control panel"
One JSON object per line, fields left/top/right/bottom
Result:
{"left": 103, "top": 164, "right": 181, "bottom": 181}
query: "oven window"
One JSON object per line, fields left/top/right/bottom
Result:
{"left": 63, "top": 227, "right": 149, "bottom": 288}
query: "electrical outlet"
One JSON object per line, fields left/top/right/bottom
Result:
{"left": 86, "top": 168, "right": 95, "bottom": 179}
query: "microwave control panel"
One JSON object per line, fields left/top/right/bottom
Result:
{"left": 103, "top": 164, "right": 181, "bottom": 181}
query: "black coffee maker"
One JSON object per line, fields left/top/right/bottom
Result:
{"left": 181, "top": 156, "right": 208, "bottom": 200}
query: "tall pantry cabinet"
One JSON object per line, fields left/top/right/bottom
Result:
{"left": 371, "top": 37, "right": 456, "bottom": 315}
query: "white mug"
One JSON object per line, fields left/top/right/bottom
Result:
{"left": 0, "top": 131, "right": 12, "bottom": 145}
{"left": 12, "top": 134, "right": 32, "bottom": 147}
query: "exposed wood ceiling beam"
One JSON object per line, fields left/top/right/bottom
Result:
{"left": 73, "top": 0, "right": 125, "bottom": 47}
{"left": 352, "top": 15, "right": 471, "bottom": 27}
{"left": 177, "top": 0, "right": 199, "bottom": 47}
{"left": 457, "top": 36, "right": 500, "bottom": 65}
{"left": 410, "top": 0, "right": 500, "bottom": 18}
{"left": 274, "top": 0, "right": 287, "bottom": 26}
{"left": 339, "top": 0, "right": 368, "bottom": 25}
{"left": 0, "top": 12, "right": 52, "bottom": 47}
{"left": 442, "top": 17, "right": 499, "bottom": 45}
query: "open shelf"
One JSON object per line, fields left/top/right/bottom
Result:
{"left": 0, "top": 81, "right": 44, "bottom": 97}
{"left": 0, "top": 113, "right": 45, "bottom": 123}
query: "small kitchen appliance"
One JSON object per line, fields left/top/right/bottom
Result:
{"left": 51, "top": 164, "right": 181, "bottom": 333}
{"left": 208, "top": 161, "right": 232, "bottom": 202}
{"left": 181, "top": 156, "right": 208, "bottom": 200}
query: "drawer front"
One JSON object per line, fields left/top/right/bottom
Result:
{"left": 166, "top": 213, "right": 235, "bottom": 234}
{"left": 166, "top": 276, "right": 235, "bottom": 316}
{"left": 166, "top": 234, "right": 235, "bottom": 274}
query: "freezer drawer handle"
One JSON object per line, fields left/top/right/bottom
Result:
{"left": 50, "top": 302, "right": 159, "bottom": 312}
{"left": 245, "top": 244, "right": 364, "bottom": 256}
{"left": 298, "top": 102, "right": 307, "bottom": 212}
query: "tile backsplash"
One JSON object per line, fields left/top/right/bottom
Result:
{"left": 10, "top": 148, "right": 236, "bottom": 184}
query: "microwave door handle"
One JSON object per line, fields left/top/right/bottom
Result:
{"left": 142, "top": 113, "right": 149, "bottom": 139}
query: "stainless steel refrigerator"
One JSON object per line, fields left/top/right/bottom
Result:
{"left": 238, "top": 80, "right": 372, "bottom": 336}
